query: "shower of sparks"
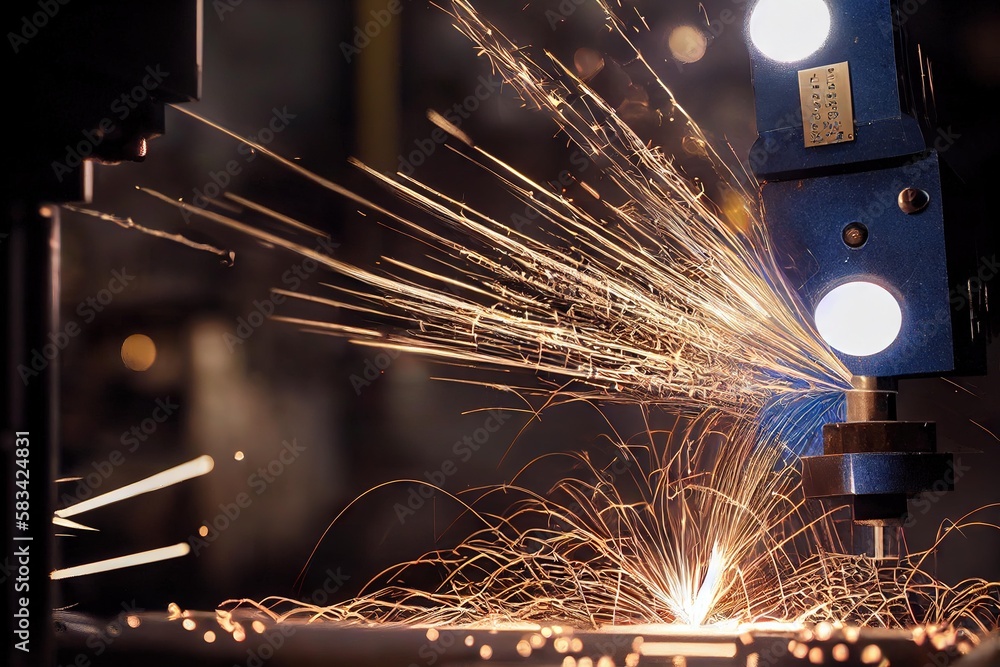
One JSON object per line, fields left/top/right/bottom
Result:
{"left": 155, "top": 0, "right": 852, "bottom": 433}
{"left": 120, "top": 0, "right": 997, "bottom": 631}
{"left": 226, "top": 417, "right": 1000, "bottom": 631}
{"left": 231, "top": 415, "right": 811, "bottom": 627}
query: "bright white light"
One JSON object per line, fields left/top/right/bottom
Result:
{"left": 749, "top": 0, "right": 831, "bottom": 63}
{"left": 814, "top": 281, "right": 902, "bottom": 357}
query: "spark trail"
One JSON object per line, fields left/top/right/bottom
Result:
{"left": 155, "top": 1, "right": 850, "bottom": 435}
{"left": 226, "top": 416, "right": 1000, "bottom": 630}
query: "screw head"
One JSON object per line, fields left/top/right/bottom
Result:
{"left": 898, "top": 187, "right": 930, "bottom": 214}
{"left": 842, "top": 222, "right": 869, "bottom": 249}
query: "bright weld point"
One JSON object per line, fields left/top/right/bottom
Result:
{"left": 121, "top": 333, "right": 156, "bottom": 371}
{"left": 668, "top": 25, "right": 708, "bottom": 64}
{"left": 252, "top": 620, "right": 266, "bottom": 634}
{"left": 479, "top": 644, "right": 493, "bottom": 660}
{"left": 198, "top": 525, "right": 209, "bottom": 537}
{"left": 814, "top": 281, "right": 902, "bottom": 357}
{"left": 749, "top": 0, "right": 831, "bottom": 63}
{"left": 203, "top": 630, "right": 217, "bottom": 643}
{"left": 182, "top": 619, "right": 196, "bottom": 631}
{"left": 126, "top": 615, "right": 141, "bottom": 628}
{"left": 234, "top": 450, "right": 245, "bottom": 461}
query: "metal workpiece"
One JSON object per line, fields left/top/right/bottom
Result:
{"left": 52, "top": 610, "right": 981, "bottom": 667}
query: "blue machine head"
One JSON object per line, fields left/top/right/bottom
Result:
{"left": 745, "top": 0, "right": 984, "bottom": 378}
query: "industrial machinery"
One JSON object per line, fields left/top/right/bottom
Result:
{"left": 746, "top": 0, "right": 995, "bottom": 558}
{"left": 3, "top": 1, "right": 998, "bottom": 666}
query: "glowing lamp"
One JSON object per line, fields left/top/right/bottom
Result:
{"left": 814, "top": 281, "right": 902, "bottom": 357}
{"left": 748, "top": 0, "right": 831, "bottom": 63}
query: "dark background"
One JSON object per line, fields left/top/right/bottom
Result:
{"left": 46, "top": 1, "right": 1000, "bottom": 616}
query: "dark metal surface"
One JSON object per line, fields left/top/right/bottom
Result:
{"left": 4, "top": 2, "right": 200, "bottom": 665}
{"left": 822, "top": 421, "right": 935, "bottom": 454}
{"left": 845, "top": 376, "right": 897, "bottom": 422}
{"left": 802, "top": 451, "right": 954, "bottom": 498}
{"left": 2, "top": 205, "right": 60, "bottom": 667}
{"left": 52, "top": 611, "right": 981, "bottom": 667}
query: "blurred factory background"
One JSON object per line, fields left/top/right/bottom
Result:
{"left": 50, "top": 0, "right": 999, "bottom": 616}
